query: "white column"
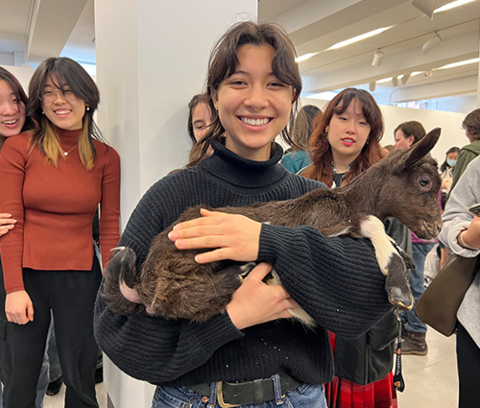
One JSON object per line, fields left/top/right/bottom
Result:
{"left": 94, "top": 1, "right": 256, "bottom": 407}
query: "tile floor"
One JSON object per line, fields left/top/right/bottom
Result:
{"left": 45, "top": 327, "right": 457, "bottom": 408}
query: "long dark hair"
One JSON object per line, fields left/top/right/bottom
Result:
{"left": 28, "top": 57, "right": 105, "bottom": 169}
{"left": 290, "top": 105, "right": 321, "bottom": 152}
{"left": 187, "top": 21, "right": 302, "bottom": 167}
{"left": 303, "top": 88, "right": 384, "bottom": 185}
{"left": 0, "top": 66, "right": 33, "bottom": 133}
{"left": 439, "top": 146, "right": 460, "bottom": 173}
{"left": 187, "top": 93, "right": 214, "bottom": 144}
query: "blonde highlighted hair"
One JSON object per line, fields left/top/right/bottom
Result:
{"left": 27, "top": 57, "right": 106, "bottom": 169}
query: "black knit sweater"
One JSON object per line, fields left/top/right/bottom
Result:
{"left": 94, "top": 140, "right": 391, "bottom": 386}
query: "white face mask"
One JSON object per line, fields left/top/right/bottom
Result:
{"left": 447, "top": 159, "right": 457, "bottom": 167}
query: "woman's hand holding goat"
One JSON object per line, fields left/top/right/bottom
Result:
{"left": 168, "top": 208, "right": 262, "bottom": 264}
{"left": 225, "top": 262, "right": 300, "bottom": 330}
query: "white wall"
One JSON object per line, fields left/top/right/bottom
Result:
{"left": 299, "top": 97, "right": 471, "bottom": 164}
{"left": 0, "top": 64, "right": 35, "bottom": 94}
{"left": 94, "top": 2, "right": 257, "bottom": 407}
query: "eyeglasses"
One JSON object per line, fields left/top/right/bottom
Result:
{"left": 43, "top": 88, "right": 78, "bottom": 103}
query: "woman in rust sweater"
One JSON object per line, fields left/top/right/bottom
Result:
{"left": 0, "top": 58, "right": 120, "bottom": 408}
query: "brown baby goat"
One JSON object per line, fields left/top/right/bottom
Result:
{"left": 103, "top": 128, "right": 442, "bottom": 327}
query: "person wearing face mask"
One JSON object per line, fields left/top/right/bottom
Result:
{"left": 439, "top": 147, "right": 459, "bottom": 193}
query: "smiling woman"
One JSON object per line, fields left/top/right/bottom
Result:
{"left": 94, "top": 21, "right": 392, "bottom": 408}
{"left": 0, "top": 57, "right": 120, "bottom": 408}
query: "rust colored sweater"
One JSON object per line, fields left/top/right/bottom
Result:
{"left": 0, "top": 127, "right": 121, "bottom": 294}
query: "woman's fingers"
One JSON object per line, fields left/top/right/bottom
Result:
{"left": 5, "top": 290, "right": 33, "bottom": 325}
{"left": 226, "top": 263, "right": 300, "bottom": 330}
{"left": 0, "top": 214, "right": 16, "bottom": 237}
{"left": 169, "top": 209, "right": 262, "bottom": 263}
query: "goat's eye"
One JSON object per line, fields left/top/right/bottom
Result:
{"left": 419, "top": 177, "right": 430, "bottom": 187}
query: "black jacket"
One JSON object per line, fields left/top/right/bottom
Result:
{"left": 333, "top": 217, "right": 411, "bottom": 385}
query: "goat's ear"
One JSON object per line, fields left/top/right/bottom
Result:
{"left": 395, "top": 127, "right": 441, "bottom": 173}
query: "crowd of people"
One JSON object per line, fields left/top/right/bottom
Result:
{"left": 0, "top": 19, "right": 478, "bottom": 408}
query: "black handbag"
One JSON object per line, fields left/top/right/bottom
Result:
{"left": 416, "top": 253, "right": 479, "bottom": 337}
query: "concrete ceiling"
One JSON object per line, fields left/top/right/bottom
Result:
{"left": 0, "top": 0, "right": 478, "bottom": 105}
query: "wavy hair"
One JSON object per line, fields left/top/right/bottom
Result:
{"left": 187, "top": 21, "right": 302, "bottom": 167}
{"left": 302, "top": 88, "right": 384, "bottom": 186}
{"left": 27, "top": 57, "right": 105, "bottom": 169}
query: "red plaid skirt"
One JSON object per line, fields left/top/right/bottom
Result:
{"left": 325, "top": 332, "right": 398, "bottom": 408}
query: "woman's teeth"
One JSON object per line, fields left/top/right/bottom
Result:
{"left": 2, "top": 120, "right": 18, "bottom": 125}
{"left": 241, "top": 117, "right": 270, "bottom": 126}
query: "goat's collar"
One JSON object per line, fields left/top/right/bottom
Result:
{"left": 200, "top": 140, "right": 287, "bottom": 188}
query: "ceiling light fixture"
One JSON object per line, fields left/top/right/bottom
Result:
{"left": 434, "top": 0, "right": 477, "bottom": 14}
{"left": 295, "top": 53, "right": 317, "bottom": 63}
{"left": 327, "top": 26, "right": 393, "bottom": 50}
{"left": 371, "top": 49, "right": 385, "bottom": 66}
{"left": 434, "top": 57, "right": 480, "bottom": 69}
{"left": 369, "top": 82, "right": 376, "bottom": 92}
{"left": 392, "top": 76, "right": 399, "bottom": 87}
{"left": 422, "top": 32, "right": 443, "bottom": 54}
{"left": 412, "top": 0, "right": 435, "bottom": 19}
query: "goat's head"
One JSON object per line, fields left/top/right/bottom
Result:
{"left": 375, "top": 128, "right": 443, "bottom": 239}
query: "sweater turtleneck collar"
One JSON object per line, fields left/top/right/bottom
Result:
{"left": 199, "top": 139, "right": 288, "bottom": 188}
{"left": 53, "top": 125, "right": 82, "bottom": 150}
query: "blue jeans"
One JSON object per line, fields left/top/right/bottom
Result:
{"left": 400, "top": 242, "right": 435, "bottom": 333}
{"left": 152, "top": 380, "right": 327, "bottom": 408}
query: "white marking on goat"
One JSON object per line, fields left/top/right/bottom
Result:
{"left": 270, "top": 270, "right": 315, "bottom": 327}
{"left": 360, "top": 215, "right": 396, "bottom": 276}
{"left": 329, "top": 227, "right": 350, "bottom": 237}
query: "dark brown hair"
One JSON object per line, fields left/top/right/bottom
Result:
{"left": 394, "top": 121, "right": 426, "bottom": 145}
{"left": 0, "top": 66, "right": 33, "bottom": 132}
{"left": 27, "top": 57, "right": 105, "bottom": 168}
{"left": 302, "top": 88, "right": 384, "bottom": 185}
{"left": 187, "top": 93, "right": 214, "bottom": 144}
{"left": 187, "top": 21, "right": 302, "bottom": 167}
{"left": 462, "top": 108, "right": 480, "bottom": 141}
{"left": 290, "top": 104, "right": 321, "bottom": 152}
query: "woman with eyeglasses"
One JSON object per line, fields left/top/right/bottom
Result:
{"left": 0, "top": 57, "right": 120, "bottom": 408}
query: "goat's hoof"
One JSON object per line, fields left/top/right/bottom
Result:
{"left": 387, "top": 287, "right": 414, "bottom": 311}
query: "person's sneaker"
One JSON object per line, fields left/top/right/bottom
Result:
{"left": 402, "top": 331, "right": 428, "bottom": 356}
{"left": 46, "top": 376, "right": 63, "bottom": 396}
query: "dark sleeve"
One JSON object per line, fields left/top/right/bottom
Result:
{"left": 449, "top": 149, "right": 476, "bottom": 198}
{"left": 257, "top": 224, "right": 391, "bottom": 339}
{"left": 384, "top": 217, "right": 411, "bottom": 257}
{"left": 94, "top": 182, "right": 244, "bottom": 383}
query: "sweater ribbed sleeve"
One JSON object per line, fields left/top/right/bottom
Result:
{"left": 257, "top": 224, "right": 391, "bottom": 339}
{"left": 94, "top": 141, "right": 391, "bottom": 386}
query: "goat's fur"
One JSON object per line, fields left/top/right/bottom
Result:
{"left": 103, "top": 128, "right": 442, "bottom": 326}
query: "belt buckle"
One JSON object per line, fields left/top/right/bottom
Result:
{"left": 217, "top": 381, "right": 240, "bottom": 408}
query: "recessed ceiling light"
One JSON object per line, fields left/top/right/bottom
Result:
{"left": 434, "top": 0, "right": 477, "bottom": 14}
{"left": 327, "top": 27, "right": 393, "bottom": 50}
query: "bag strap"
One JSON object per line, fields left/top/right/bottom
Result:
{"left": 393, "top": 316, "right": 405, "bottom": 392}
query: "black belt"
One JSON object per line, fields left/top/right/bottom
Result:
{"left": 190, "top": 371, "right": 303, "bottom": 407}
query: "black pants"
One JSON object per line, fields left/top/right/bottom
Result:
{"left": 0, "top": 258, "right": 102, "bottom": 408}
{"left": 456, "top": 323, "right": 480, "bottom": 408}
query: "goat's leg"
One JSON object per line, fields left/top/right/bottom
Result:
{"left": 326, "top": 214, "right": 414, "bottom": 311}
